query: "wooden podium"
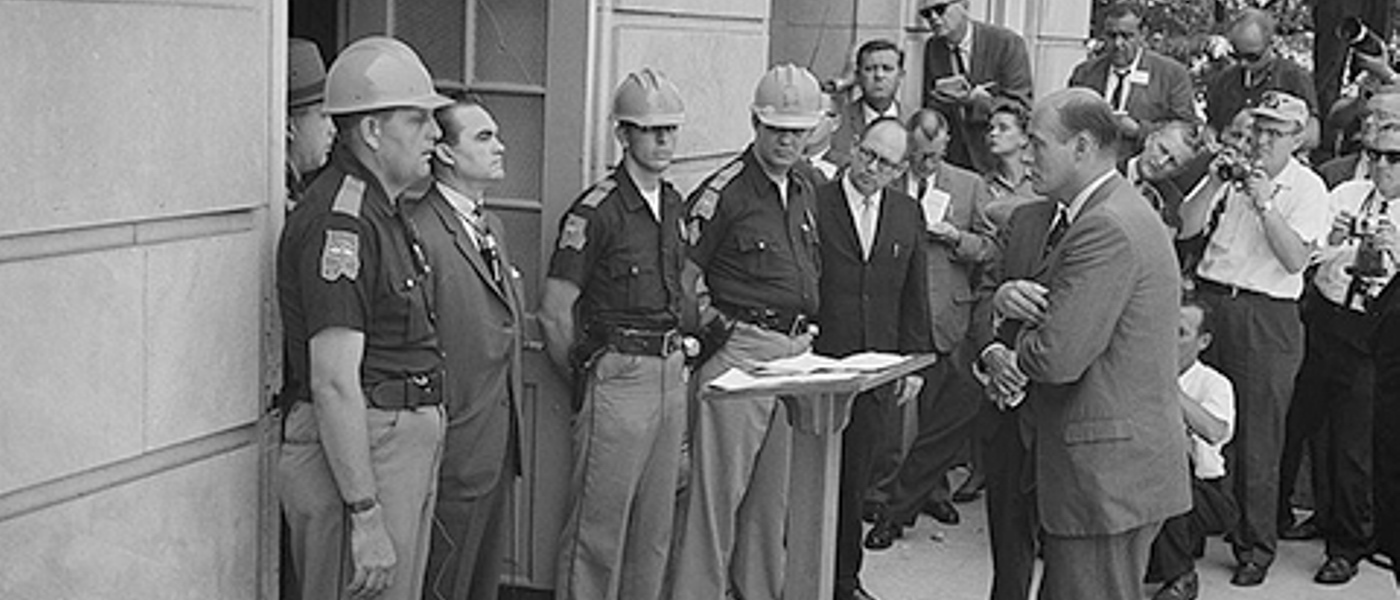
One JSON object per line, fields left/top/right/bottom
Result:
{"left": 700, "top": 353, "right": 938, "bottom": 600}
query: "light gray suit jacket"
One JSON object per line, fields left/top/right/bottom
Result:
{"left": 1015, "top": 174, "right": 1191, "bottom": 536}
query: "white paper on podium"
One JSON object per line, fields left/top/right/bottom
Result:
{"left": 707, "top": 351, "right": 907, "bottom": 392}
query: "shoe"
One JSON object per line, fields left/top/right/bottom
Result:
{"left": 1152, "top": 570, "right": 1198, "bottom": 600}
{"left": 1280, "top": 515, "right": 1320, "bottom": 541}
{"left": 863, "top": 520, "right": 903, "bottom": 550}
{"left": 951, "top": 477, "right": 984, "bottom": 503}
{"left": 1230, "top": 562, "right": 1267, "bottom": 587}
{"left": 921, "top": 499, "right": 960, "bottom": 525}
{"left": 1314, "top": 556, "right": 1358, "bottom": 585}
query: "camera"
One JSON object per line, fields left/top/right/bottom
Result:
{"left": 1338, "top": 17, "right": 1386, "bottom": 58}
{"left": 1348, "top": 214, "right": 1391, "bottom": 279}
{"left": 1213, "top": 147, "right": 1256, "bottom": 184}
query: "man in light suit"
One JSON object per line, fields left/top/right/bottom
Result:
{"left": 816, "top": 117, "right": 933, "bottom": 600}
{"left": 409, "top": 98, "right": 525, "bottom": 600}
{"left": 984, "top": 88, "right": 1190, "bottom": 599}
{"left": 829, "top": 39, "right": 908, "bottom": 168}
{"left": 1068, "top": 3, "right": 1195, "bottom": 155}
{"left": 865, "top": 108, "right": 997, "bottom": 547}
{"left": 919, "top": 0, "right": 1033, "bottom": 174}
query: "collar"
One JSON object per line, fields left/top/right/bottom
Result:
{"left": 436, "top": 181, "right": 483, "bottom": 217}
{"left": 1111, "top": 49, "right": 1143, "bottom": 75}
{"left": 1064, "top": 168, "right": 1116, "bottom": 223}
{"left": 861, "top": 100, "right": 900, "bottom": 125}
{"left": 955, "top": 23, "right": 975, "bottom": 61}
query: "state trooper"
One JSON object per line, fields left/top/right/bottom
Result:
{"left": 666, "top": 64, "right": 825, "bottom": 600}
{"left": 285, "top": 37, "right": 335, "bottom": 211}
{"left": 275, "top": 36, "right": 451, "bottom": 600}
{"left": 541, "top": 68, "right": 691, "bottom": 600}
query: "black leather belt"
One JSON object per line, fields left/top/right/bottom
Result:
{"left": 1195, "top": 277, "right": 1286, "bottom": 302}
{"left": 604, "top": 327, "right": 683, "bottom": 357}
{"left": 716, "top": 302, "right": 814, "bottom": 336}
{"left": 366, "top": 370, "right": 443, "bottom": 410}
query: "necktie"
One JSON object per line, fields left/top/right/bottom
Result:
{"left": 458, "top": 206, "right": 505, "bottom": 286}
{"left": 917, "top": 176, "right": 929, "bottom": 202}
{"left": 1204, "top": 191, "right": 1229, "bottom": 242}
{"left": 858, "top": 196, "right": 877, "bottom": 260}
{"left": 950, "top": 45, "right": 967, "bottom": 77}
{"left": 1043, "top": 207, "right": 1068, "bottom": 259}
{"left": 1108, "top": 68, "right": 1130, "bottom": 112}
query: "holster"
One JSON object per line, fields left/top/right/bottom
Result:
{"left": 568, "top": 339, "right": 607, "bottom": 412}
{"left": 693, "top": 314, "right": 735, "bottom": 368}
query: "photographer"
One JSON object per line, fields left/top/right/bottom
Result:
{"left": 1283, "top": 126, "right": 1400, "bottom": 585}
{"left": 1177, "top": 91, "right": 1332, "bottom": 586}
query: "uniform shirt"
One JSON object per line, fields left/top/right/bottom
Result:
{"left": 686, "top": 147, "right": 821, "bottom": 315}
{"left": 549, "top": 164, "right": 686, "bottom": 329}
{"left": 1196, "top": 157, "right": 1330, "bottom": 299}
{"left": 277, "top": 146, "right": 442, "bottom": 404}
{"left": 1180, "top": 361, "right": 1235, "bottom": 480}
{"left": 1314, "top": 179, "right": 1400, "bottom": 310}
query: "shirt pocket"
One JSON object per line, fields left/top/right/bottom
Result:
{"left": 734, "top": 232, "right": 775, "bottom": 273}
{"left": 606, "top": 258, "right": 654, "bottom": 307}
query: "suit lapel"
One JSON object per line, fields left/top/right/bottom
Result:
{"left": 431, "top": 190, "right": 508, "bottom": 303}
{"left": 1031, "top": 174, "right": 1123, "bottom": 276}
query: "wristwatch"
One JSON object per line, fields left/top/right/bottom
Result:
{"left": 346, "top": 496, "right": 378, "bottom": 515}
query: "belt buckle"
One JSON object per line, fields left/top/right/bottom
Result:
{"left": 788, "top": 313, "right": 808, "bottom": 336}
{"left": 661, "top": 330, "right": 681, "bottom": 355}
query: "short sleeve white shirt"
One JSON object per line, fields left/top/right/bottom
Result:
{"left": 1180, "top": 361, "right": 1235, "bottom": 480}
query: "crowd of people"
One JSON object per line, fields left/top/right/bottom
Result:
{"left": 274, "top": 0, "right": 1400, "bottom": 599}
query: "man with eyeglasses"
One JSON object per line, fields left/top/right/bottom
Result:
{"left": 1205, "top": 9, "right": 1319, "bottom": 151}
{"left": 814, "top": 116, "right": 932, "bottom": 600}
{"left": 828, "top": 39, "right": 909, "bottom": 169}
{"left": 1178, "top": 91, "right": 1331, "bottom": 587}
{"left": 864, "top": 108, "right": 996, "bottom": 548}
{"left": 1068, "top": 3, "right": 1195, "bottom": 156}
{"left": 917, "top": 0, "right": 1032, "bottom": 174}
{"left": 667, "top": 64, "right": 825, "bottom": 600}
{"left": 1276, "top": 125, "right": 1400, "bottom": 586}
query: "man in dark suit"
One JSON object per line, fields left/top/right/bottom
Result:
{"left": 918, "top": 0, "right": 1033, "bottom": 174}
{"left": 1068, "top": 3, "right": 1195, "bottom": 156}
{"left": 816, "top": 117, "right": 932, "bottom": 600}
{"left": 409, "top": 99, "right": 525, "bottom": 600}
{"left": 829, "top": 39, "right": 909, "bottom": 168}
{"left": 865, "top": 108, "right": 996, "bottom": 546}
{"left": 985, "top": 88, "right": 1191, "bottom": 598}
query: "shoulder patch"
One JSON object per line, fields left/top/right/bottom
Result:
{"left": 559, "top": 214, "right": 588, "bottom": 251}
{"left": 321, "top": 229, "right": 360, "bottom": 281}
{"left": 580, "top": 179, "right": 617, "bottom": 208}
{"left": 331, "top": 176, "right": 366, "bottom": 217}
{"left": 706, "top": 159, "right": 744, "bottom": 193}
{"left": 690, "top": 159, "right": 744, "bottom": 221}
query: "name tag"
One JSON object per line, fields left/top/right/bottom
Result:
{"left": 1127, "top": 70, "right": 1150, "bottom": 85}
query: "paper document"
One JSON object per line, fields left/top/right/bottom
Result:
{"left": 707, "top": 351, "right": 908, "bottom": 392}
{"left": 922, "top": 189, "right": 951, "bottom": 225}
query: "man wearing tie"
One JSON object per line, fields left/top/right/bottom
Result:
{"left": 1068, "top": 3, "right": 1195, "bottom": 155}
{"left": 409, "top": 98, "right": 526, "bottom": 600}
{"left": 919, "top": 0, "right": 1033, "bottom": 174}
{"left": 828, "top": 39, "right": 909, "bottom": 168}
{"left": 865, "top": 108, "right": 996, "bottom": 547}
{"left": 816, "top": 117, "right": 932, "bottom": 600}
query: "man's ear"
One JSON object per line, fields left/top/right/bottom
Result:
{"left": 359, "top": 116, "right": 382, "bottom": 151}
{"left": 433, "top": 143, "right": 455, "bottom": 166}
{"left": 1199, "top": 331, "right": 1213, "bottom": 352}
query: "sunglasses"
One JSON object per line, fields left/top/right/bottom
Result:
{"left": 1231, "top": 49, "right": 1265, "bottom": 63}
{"left": 919, "top": 2, "right": 955, "bottom": 20}
{"left": 1367, "top": 147, "right": 1400, "bottom": 165}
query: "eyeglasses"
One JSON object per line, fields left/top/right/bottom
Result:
{"left": 1367, "top": 147, "right": 1400, "bottom": 165}
{"left": 1251, "top": 124, "right": 1300, "bottom": 140}
{"left": 919, "top": 2, "right": 955, "bottom": 20}
{"left": 856, "top": 145, "right": 906, "bottom": 172}
{"left": 1231, "top": 49, "right": 1265, "bottom": 63}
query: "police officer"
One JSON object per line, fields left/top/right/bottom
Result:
{"left": 276, "top": 36, "right": 452, "bottom": 600}
{"left": 541, "top": 68, "right": 690, "bottom": 600}
{"left": 286, "top": 38, "right": 335, "bottom": 210}
{"left": 666, "top": 64, "right": 825, "bottom": 600}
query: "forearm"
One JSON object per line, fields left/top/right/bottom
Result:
{"left": 1178, "top": 179, "right": 1223, "bottom": 238}
{"left": 309, "top": 332, "right": 378, "bottom": 505}
{"left": 539, "top": 278, "right": 580, "bottom": 377}
{"left": 1178, "top": 388, "right": 1228, "bottom": 444}
{"left": 1259, "top": 207, "right": 1311, "bottom": 272}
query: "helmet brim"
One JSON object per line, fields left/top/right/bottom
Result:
{"left": 751, "top": 106, "right": 821, "bottom": 130}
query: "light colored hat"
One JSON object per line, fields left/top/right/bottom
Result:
{"left": 1248, "top": 91, "right": 1308, "bottom": 128}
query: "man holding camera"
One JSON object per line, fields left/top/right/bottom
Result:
{"left": 1178, "top": 91, "right": 1331, "bottom": 586}
{"left": 1282, "top": 126, "right": 1400, "bottom": 585}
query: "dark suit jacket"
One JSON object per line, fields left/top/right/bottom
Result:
{"left": 408, "top": 187, "right": 526, "bottom": 501}
{"left": 1317, "top": 152, "right": 1362, "bottom": 189}
{"left": 924, "top": 21, "right": 1033, "bottom": 173}
{"left": 814, "top": 180, "right": 932, "bottom": 358}
{"left": 897, "top": 163, "right": 997, "bottom": 353}
{"left": 1014, "top": 174, "right": 1191, "bottom": 536}
{"left": 1068, "top": 49, "right": 1195, "bottom": 137}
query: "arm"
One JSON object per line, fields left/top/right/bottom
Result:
{"left": 309, "top": 328, "right": 396, "bottom": 598}
{"left": 1179, "top": 383, "right": 1230, "bottom": 445}
{"left": 539, "top": 277, "right": 581, "bottom": 379}
{"left": 1177, "top": 167, "right": 1226, "bottom": 239}
{"left": 951, "top": 179, "right": 999, "bottom": 263}
{"left": 1246, "top": 175, "right": 1312, "bottom": 273}
{"left": 899, "top": 212, "right": 934, "bottom": 354}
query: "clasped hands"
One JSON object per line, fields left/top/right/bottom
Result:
{"left": 981, "top": 279, "right": 1048, "bottom": 409}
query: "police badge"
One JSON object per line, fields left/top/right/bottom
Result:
{"left": 321, "top": 229, "right": 360, "bottom": 281}
{"left": 559, "top": 214, "right": 588, "bottom": 251}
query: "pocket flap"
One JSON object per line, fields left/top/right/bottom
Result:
{"left": 1063, "top": 419, "right": 1133, "bottom": 445}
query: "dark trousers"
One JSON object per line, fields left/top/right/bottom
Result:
{"left": 1039, "top": 521, "right": 1162, "bottom": 600}
{"left": 1199, "top": 288, "right": 1303, "bottom": 568}
{"left": 1279, "top": 297, "right": 1375, "bottom": 563}
{"left": 425, "top": 455, "right": 512, "bottom": 600}
{"left": 1147, "top": 476, "right": 1238, "bottom": 583}
{"left": 983, "top": 405, "right": 1037, "bottom": 600}
{"left": 835, "top": 390, "right": 891, "bottom": 596}
{"left": 874, "top": 345, "right": 982, "bottom": 524}
{"left": 1372, "top": 297, "right": 1400, "bottom": 585}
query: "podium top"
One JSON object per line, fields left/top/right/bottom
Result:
{"left": 701, "top": 353, "right": 938, "bottom": 403}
